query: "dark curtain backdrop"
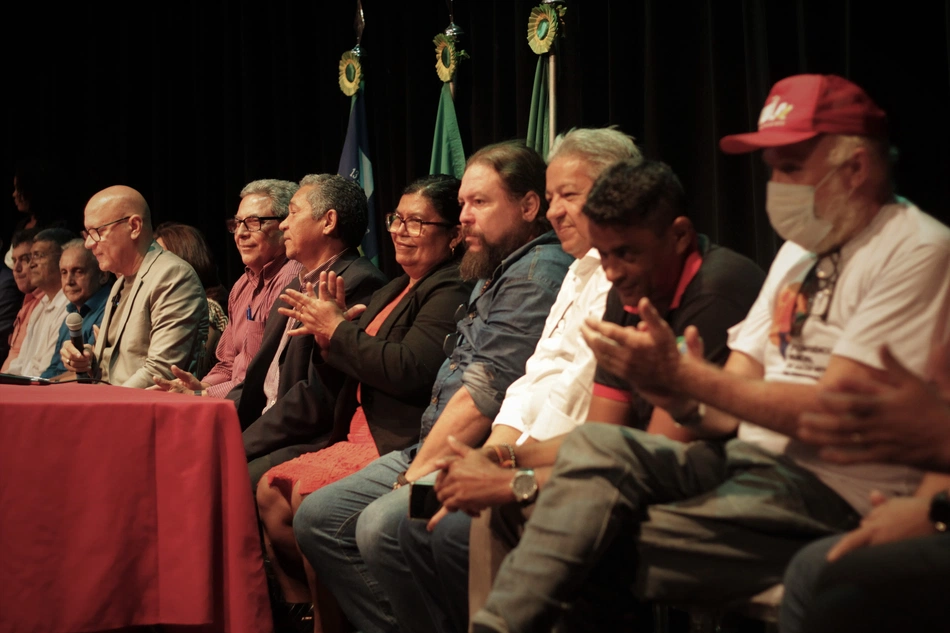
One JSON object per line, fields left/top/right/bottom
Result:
{"left": 6, "top": 0, "right": 949, "bottom": 284}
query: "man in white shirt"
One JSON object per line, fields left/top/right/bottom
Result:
{"left": 8, "top": 228, "right": 74, "bottom": 377}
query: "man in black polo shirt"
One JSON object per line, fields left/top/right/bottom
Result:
{"left": 585, "top": 159, "right": 764, "bottom": 434}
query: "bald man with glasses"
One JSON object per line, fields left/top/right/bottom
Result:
{"left": 61, "top": 185, "right": 208, "bottom": 388}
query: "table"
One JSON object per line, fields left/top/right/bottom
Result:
{"left": 0, "top": 384, "right": 273, "bottom": 633}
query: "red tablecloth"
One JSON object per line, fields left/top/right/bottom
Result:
{"left": 0, "top": 384, "right": 273, "bottom": 633}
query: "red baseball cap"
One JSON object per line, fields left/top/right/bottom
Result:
{"left": 719, "top": 74, "right": 888, "bottom": 154}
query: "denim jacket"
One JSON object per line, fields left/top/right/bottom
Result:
{"left": 418, "top": 231, "right": 573, "bottom": 441}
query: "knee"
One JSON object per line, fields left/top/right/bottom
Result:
{"left": 780, "top": 535, "right": 842, "bottom": 632}
{"left": 784, "top": 537, "right": 839, "bottom": 592}
{"left": 248, "top": 455, "right": 272, "bottom": 493}
{"left": 397, "top": 513, "right": 426, "bottom": 553}
{"left": 356, "top": 489, "right": 408, "bottom": 568}
{"left": 430, "top": 512, "right": 471, "bottom": 561}
{"left": 559, "top": 423, "right": 634, "bottom": 469}
{"left": 256, "top": 478, "right": 289, "bottom": 526}
{"left": 292, "top": 487, "right": 338, "bottom": 559}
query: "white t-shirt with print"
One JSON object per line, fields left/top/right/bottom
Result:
{"left": 729, "top": 199, "right": 950, "bottom": 514}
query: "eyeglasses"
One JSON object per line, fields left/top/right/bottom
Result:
{"left": 226, "top": 216, "right": 281, "bottom": 233}
{"left": 790, "top": 251, "right": 840, "bottom": 338}
{"left": 82, "top": 216, "right": 131, "bottom": 242}
{"left": 385, "top": 213, "right": 455, "bottom": 237}
{"left": 30, "top": 250, "right": 52, "bottom": 263}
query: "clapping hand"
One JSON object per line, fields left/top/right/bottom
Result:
{"left": 278, "top": 271, "right": 367, "bottom": 349}
{"left": 799, "top": 344, "right": 950, "bottom": 471}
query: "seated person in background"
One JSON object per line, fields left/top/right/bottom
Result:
{"left": 40, "top": 239, "right": 113, "bottom": 379}
{"left": 7, "top": 228, "right": 74, "bottom": 377}
{"left": 225, "top": 174, "right": 387, "bottom": 487}
{"left": 409, "top": 157, "right": 764, "bottom": 633}
{"left": 152, "top": 179, "right": 302, "bottom": 396}
{"left": 291, "top": 141, "right": 573, "bottom": 633}
{"left": 781, "top": 342, "right": 950, "bottom": 633}
{"left": 61, "top": 185, "right": 209, "bottom": 388}
{"left": 470, "top": 74, "right": 950, "bottom": 633}
{"left": 255, "top": 174, "right": 472, "bottom": 624}
{"left": 154, "top": 221, "right": 229, "bottom": 378}
{"left": 1, "top": 229, "right": 41, "bottom": 372}
{"left": 0, "top": 237, "right": 22, "bottom": 366}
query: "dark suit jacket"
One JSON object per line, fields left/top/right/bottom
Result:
{"left": 325, "top": 258, "right": 474, "bottom": 456}
{"left": 229, "top": 250, "right": 387, "bottom": 460}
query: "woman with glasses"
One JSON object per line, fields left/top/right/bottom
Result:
{"left": 256, "top": 174, "right": 473, "bottom": 631}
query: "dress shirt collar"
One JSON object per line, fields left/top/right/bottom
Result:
{"left": 298, "top": 248, "right": 349, "bottom": 287}
{"left": 245, "top": 253, "right": 291, "bottom": 285}
{"left": 479, "top": 231, "right": 561, "bottom": 295}
{"left": 66, "top": 284, "right": 113, "bottom": 317}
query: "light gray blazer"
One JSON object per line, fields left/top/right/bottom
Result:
{"left": 94, "top": 241, "right": 209, "bottom": 388}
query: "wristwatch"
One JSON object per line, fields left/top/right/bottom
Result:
{"left": 929, "top": 489, "right": 949, "bottom": 533}
{"left": 510, "top": 469, "right": 539, "bottom": 505}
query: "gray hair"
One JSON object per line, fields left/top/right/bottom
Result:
{"left": 826, "top": 135, "right": 895, "bottom": 199}
{"left": 61, "top": 238, "right": 87, "bottom": 252}
{"left": 298, "top": 174, "right": 369, "bottom": 248}
{"left": 240, "top": 179, "right": 299, "bottom": 219}
{"left": 34, "top": 228, "right": 76, "bottom": 249}
{"left": 547, "top": 127, "right": 643, "bottom": 179}
{"left": 61, "top": 238, "right": 102, "bottom": 269}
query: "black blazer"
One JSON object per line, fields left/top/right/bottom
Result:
{"left": 325, "top": 257, "right": 474, "bottom": 456}
{"left": 229, "top": 250, "right": 387, "bottom": 460}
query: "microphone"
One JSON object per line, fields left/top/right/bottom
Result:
{"left": 65, "top": 312, "right": 87, "bottom": 377}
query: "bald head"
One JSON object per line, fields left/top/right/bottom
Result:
{"left": 86, "top": 185, "right": 152, "bottom": 229}
{"left": 83, "top": 185, "right": 154, "bottom": 277}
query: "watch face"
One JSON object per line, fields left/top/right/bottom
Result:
{"left": 512, "top": 470, "right": 538, "bottom": 502}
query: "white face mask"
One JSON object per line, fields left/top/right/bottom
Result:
{"left": 765, "top": 165, "right": 840, "bottom": 252}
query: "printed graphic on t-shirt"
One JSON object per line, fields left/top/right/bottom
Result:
{"left": 768, "top": 279, "right": 833, "bottom": 381}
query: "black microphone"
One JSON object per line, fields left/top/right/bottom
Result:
{"left": 65, "top": 312, "right": 87, "bottom": 377}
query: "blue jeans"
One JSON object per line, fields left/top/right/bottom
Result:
{"left": 293, "top": 448, "right": 413, "bottom": 633}
{"left": 780, "top": 534, "right": 842, "bottom": 633}
{"left": 471, "top": 424, "right": 859, "bottom": 633}
{"left": 782, "top": 533, "right": 950, "bottom": 633}
{"left": 398, "top": 511, "right": 472, "bottom": 633}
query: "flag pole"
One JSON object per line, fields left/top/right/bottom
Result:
{"left": 543, "top": 0, "right": 563, "bottom": 147}
{"left": 445, "top": 0, "right": 460, "bottom": 100}
{"left": 547, "top": 51, "right": 556, "bottom": 146}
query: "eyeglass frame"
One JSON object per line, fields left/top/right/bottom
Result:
{"left": 226, "top": 215, "right": 282, "bottom": 234}
{"left": 385, "top": 212, "right": 455, "bottom": 237}
{"left": 82, "top": 216, "right": 132, "bottom": 242}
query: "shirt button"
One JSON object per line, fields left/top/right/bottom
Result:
{"left": 449, "top": 362, "right": 457, "bottom": 370}
{"left": 431, "top": 397, "right": 438, "bottom": 405}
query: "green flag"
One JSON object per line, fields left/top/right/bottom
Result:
{"left": 526, "top": 58, "right": 549, "bottom": 157}
{"left": 430, "top": 83, "right": 466, "bottom": 178}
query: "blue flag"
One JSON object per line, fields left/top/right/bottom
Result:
{"left": 338, "top": 81, "right": 379, "bottom": 266}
